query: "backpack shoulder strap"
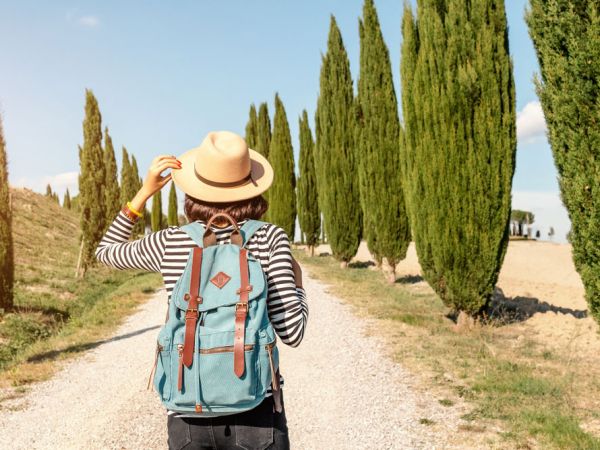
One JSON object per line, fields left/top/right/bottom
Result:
{"left": 179, "top": 221, "right": 205, "bottom": 247}
{"left": 240, "top": 220, "right": 268, "bottom": 247}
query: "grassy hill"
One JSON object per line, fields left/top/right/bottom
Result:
{"left": 0, "top": 188, "right": 161, "bottom": 388}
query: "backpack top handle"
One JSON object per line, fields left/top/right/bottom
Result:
{"left": 203, "top": 212, "right": 243, "bottom": 247}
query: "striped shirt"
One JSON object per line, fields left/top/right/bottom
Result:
{"left": 95, "top": 211, "right": 308, "bottom": 415}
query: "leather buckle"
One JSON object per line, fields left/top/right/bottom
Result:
{"left": 235, "top": 302, "right": 248, "bottom": 313}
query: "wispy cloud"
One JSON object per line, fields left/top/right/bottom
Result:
{"left": 78, "top": 15, "right": 100, "bottom": 28}
{"left": 517, "top": 101, "right": 547, "bottom": 144}
{"left": 66, "top": 10, "right": 100, "bottom": 28}
{"left": 13, "top": 171, "right": 79, "bottom": 197}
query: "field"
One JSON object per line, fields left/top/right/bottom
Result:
{"left": 0, "top": 188, "right": 162, "bottom": 392}
{"left": 295, "top": 241, "right": 600, "bottom": 449}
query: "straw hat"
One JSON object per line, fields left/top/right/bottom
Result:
{"left": 171, "top": 131, "right": 273, "bottom": 202}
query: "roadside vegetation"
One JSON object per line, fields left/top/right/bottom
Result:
{"left": 0, "top": 188, "right": 161, "bottom": 391}
{"left": 295, "top": 251, "right": 600, "bottom": 449}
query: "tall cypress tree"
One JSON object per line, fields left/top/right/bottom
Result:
{"left": 120, "top": 147, "right": 135, "bottom": 206}
{"left": 297, "top": 110, "right": 320, "bottom": 256}
{"left": 357, "top": 0, "right": 410, "bottom": 279}
{"left": 268, "top": 93, "right": 296, "bottom": 240}
{"left": 245, "top": 104, "right": 258, "bottom": 149}
{"left": 151, "top": 189, "right": 163, "bottom": 232}
{"left": 0, "top": 114, "right": 14, "bottom": 310}
{"left": 401, "top": 1, "right": 516, "bottom": 315}
{"left": 257, "top": 102, "right": 272, "bottom": 220}
{"left": 131, "top": 155, "right": 146, "bottom": 235}
{"left": 78, "top": 89, "right": 107, "bottom": 272}
{"left": 256, "top": 103, "right": 272, "bottom": 159}
{"left": 63, "top": 188, "right": 72, "bottom": 210}
{"left": 527, "top": 1, "right": 600, "bottom": 322}
{"left": 45, "top": 184, "right": 53, "bottom": 197}
{"left": 315, "top": 16, "right": 362, "bottom": 267}
{"left": 168, "top": 181, "right": 178, "bottom": 226}
{"left": 103, "top": 127, "right": 120, "bottom": 227}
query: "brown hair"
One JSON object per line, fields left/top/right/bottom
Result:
{"left": 184, "top": 194, "right": 269, "bottom": 224}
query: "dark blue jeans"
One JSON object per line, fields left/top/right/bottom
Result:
{"left": 167, "top": 393, "right": 290, "bottom": 450}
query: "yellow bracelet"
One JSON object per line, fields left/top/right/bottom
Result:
{"left": 126, "top": 201, "right": 143, "bottom": 218}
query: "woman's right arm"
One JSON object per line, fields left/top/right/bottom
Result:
{"left": 95, "top": 155, "right": 181, "bottom": 272}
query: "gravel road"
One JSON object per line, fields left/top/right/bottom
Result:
{"left": 0, "top": 266, "right": 468, "bottom": 449}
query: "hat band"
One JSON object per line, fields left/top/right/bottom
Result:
{"left": 194, "top": 166, "right": 254, "bottom": 188}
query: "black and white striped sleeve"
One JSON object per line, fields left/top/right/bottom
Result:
{"left": 265, "top": 226, "right": 308, "bottom": 348}
{"left": 95, "top": 211, "right": 170, "bottom": 273}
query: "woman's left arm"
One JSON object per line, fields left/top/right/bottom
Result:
{"left": 95, "top": 154, "right": 181, "bottom": 272}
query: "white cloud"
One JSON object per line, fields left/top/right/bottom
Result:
{"left": 517, "top": 101, "right": 547, "bottom": 144}
{"left": 512, "top": 191, "right": 571, "bottom": 243}
{"left": 78, "top": 15, "right": 100, "bottom": 28}
{"left": 12, "top": 171, "right": 79, "bottom": 197}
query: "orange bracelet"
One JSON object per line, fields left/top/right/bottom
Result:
{"left": 122, "top": 204, "right": 141, "bottom": 222}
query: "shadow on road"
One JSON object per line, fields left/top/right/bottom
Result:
{"left": 27, "top": 325, "right": 161, "bottom": 363}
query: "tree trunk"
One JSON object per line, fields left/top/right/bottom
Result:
{"left": 381, "top": 257, "right": 396, "bottom": 283}
{"left": 340, "top": 261, "right": 348, "bottom": 269}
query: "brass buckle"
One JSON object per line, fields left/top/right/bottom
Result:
{"left": 235, "top": 302, "right": 248, "bottom": 312}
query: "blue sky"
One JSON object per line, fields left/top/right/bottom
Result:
{"left": 0, "top": 0, "right": 570, "bottom": 242}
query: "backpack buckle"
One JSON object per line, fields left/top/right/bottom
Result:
{"left": 235, "top": 302, "right": 248, "bottom": 313}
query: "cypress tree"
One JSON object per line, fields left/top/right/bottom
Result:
{"left": 63, "top": 188, "right": 72, "bottom": 210}
{"left": 357, "top": 0, "right": 410, "bottom": 280}
{"left": 297, "top": 110, "right": 320, "bottom": 256}
{"left": 0, "top": 114, "right": 14, "bottom": 310}
{"left": 103, "top": 127, "right": 121, "bottom": 227}
{"left": 120, "top": 147, "right": 135, "bottom": 206}
{"left": 401, "top": 1, "right": 516, "bottom": 315}
{"left": 245, "top": 104, "right": 258, "bottom": 149}
{"left": 131, "top": 156, "right": 146, "bottom": 235}
{"left": 256, "top": 103, "right": 272, "bottom": 159}
{"left": 45, "top": 184, "right": 53, "bottom": 197}
{"left": 527, "top": 1, "right": 600, "bottom": 322}
{"left": 78, "top": 89, "right": 107, "bottom": 272}
{"left": 168, "top": 181, "right": 178, "bottom": 226}
{"left": 268, "top": 93, "right": 296, "bottom": 240}
{"left": 257, "top": 102, "right": 272, "bottom": 220}
{"left": 151, "top": 189, "right": 163, "bottom": 232}
{"left": 315, "top": 16, "right": 362, "bottom": 267}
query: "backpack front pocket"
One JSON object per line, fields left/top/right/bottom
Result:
{"left": 153, "top": 336, "right": 172, "bottom": 402}
{"left": 198, "top": 330, "right": 259, "bottom": 407}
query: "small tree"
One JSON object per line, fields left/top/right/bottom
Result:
{"left": 0, "top": 113, "right": 14, "bottom": 310}
{"left": 151, "top": 190, "right": 163, "bottom": 232}
{"left": 256, "top": 103, "right": 272, "bottom": 159}
{"left": 168, "top": 182, "right": 178, "bottom": 226}
{"left": 297, "top": 110, "right": 320, "bottom": 256}
{"left": 45, "top": 184, "right": 53, "bottom": 197}
{"left": 63, "top": 188, "right": 72, "bottom": 210}
{"left": 245, "top": 104, "right": 258, "bottom": 149}
{"left": 103, "top": 128, "right": 121, "bottom": 227}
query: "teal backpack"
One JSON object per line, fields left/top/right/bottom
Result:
{"left": 149, "top": 213, "right": 280, "bottom": 416}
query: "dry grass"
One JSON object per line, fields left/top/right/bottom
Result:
{"left": 295, "top": 249, "right": 600, "bottom": 450}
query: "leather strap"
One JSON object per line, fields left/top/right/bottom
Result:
{"left": 203, "top": 213, "right": 243, "bottom": 247}
{"left": 183, "top": 247, "right": 203, "bottom": 367}
{"left": 233, "top": 248, "right": 252, "bottom": 377}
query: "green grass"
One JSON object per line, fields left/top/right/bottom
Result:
{"left": 295, "top": 250, "right": 600, "bottom": 449}
{"left": 0, "top": 188, "right": 162, "bottom": 388}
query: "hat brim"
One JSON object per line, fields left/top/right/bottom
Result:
{"left": 171, "top": 147, "right": 273, "bottom": 203}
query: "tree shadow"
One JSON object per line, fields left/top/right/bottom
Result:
{"left": 447, "top": 287, "right": 588, "bottom": 326}
{"left": 318, "top": 252, "right": 331, "bottom": 257}
{"left": 395, "top": 274, "right": 424, "bottom": 284}
{"left": 26, "top": 325, "right": 161, "bottom": 363}
{"left": 348, "top": 261, "right": 375, "bottom": 269}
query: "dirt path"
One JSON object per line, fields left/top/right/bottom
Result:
{"left": 0, "top": 267, "right": 470, "bottom": 450}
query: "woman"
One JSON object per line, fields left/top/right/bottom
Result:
{"left": 95, "top": 130, "right": 308, "bottom": 450}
